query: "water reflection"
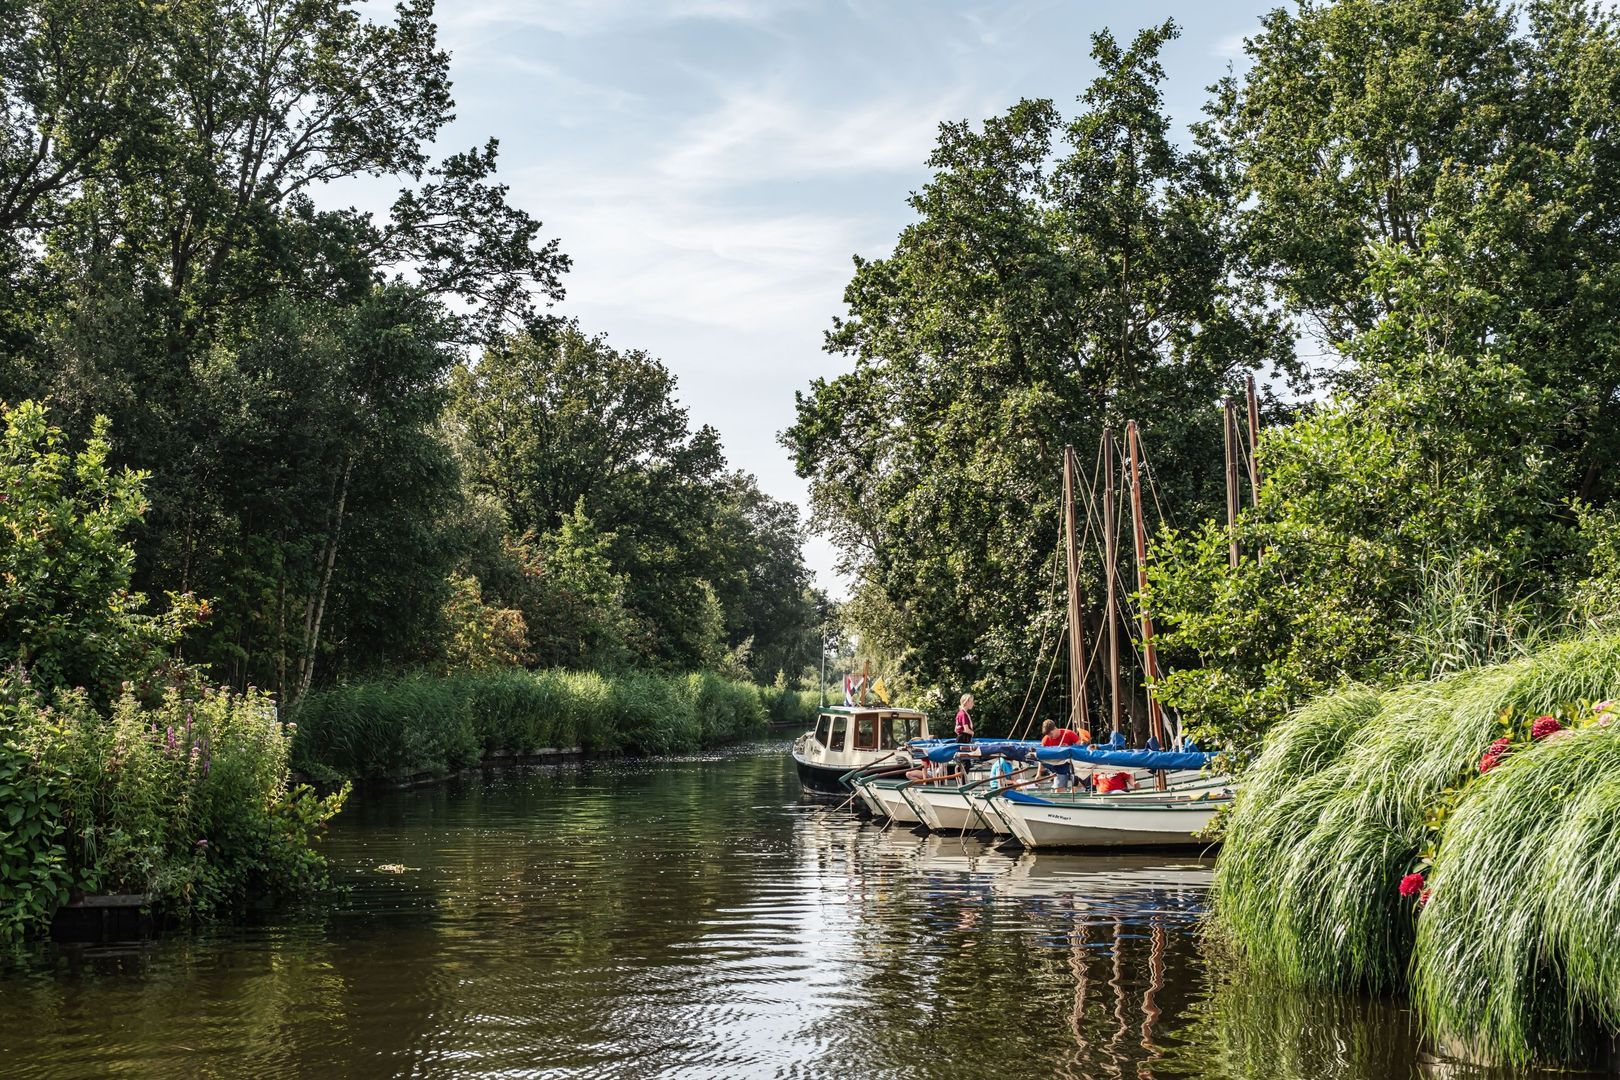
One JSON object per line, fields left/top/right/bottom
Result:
{"left": 0, "top": 747, "right": 1572, "bottom": 1078}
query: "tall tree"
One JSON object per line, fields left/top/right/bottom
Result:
{"left": 788, "top": 23, "right": 1293, "bottom": 726}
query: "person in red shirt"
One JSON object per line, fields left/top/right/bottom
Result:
{"left": 1039, "top": 719, "right": 1083, "bottom": 790}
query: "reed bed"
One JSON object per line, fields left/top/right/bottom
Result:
{"left": 1213, "top": 632, "right": 1620, "bottom": 1067}
{"left": 290, "top": 668, "right": 785, "bottom": 781}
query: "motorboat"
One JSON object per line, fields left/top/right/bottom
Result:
{"left": 791, "top": 705, "right": 930, "bottom": 794}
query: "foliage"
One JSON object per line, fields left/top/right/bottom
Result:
{"left": 0, "top": 677, "right": 346, "bottom": 939}
{"left": 1214, "top": 632, "right": 1620, "bottom": 1065}
{"left": 1149, "top": 290, "right": 1574, "bottom": 749}
{"left": 290, "top": 668, "right": 771, "bottom": 782}
{"left": 0, "top": 401, "right": 202, "bottom": 699}
{"left": 786, "top": 22, "right": 1294, "bottom": 730}
{"left": 439, "top": 574, "right": 528, "bottom": 673}
{"left": 452, "top": 326, "right": 820, "bottom": 678}
{"left": 0, "top": 0, "right": 567, "bottom": 697}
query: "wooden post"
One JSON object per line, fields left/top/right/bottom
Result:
{"left": 1126, "top": 421, "right": 1167, "bottom": 789}
{"left": 1244, "top": 375, "right": 1261, "bottom": 506}
{"left": 1224, "top": 399, "right": 1240, "bottom": 569}
{"left": 861, "top": 659, "right": 869, "bottom": 707}
{"left": 1102, "top": 429, "right": 1121, "bottom": 739}
{"left": 1062, "top": 445, "right": 1091, "bottom": 735}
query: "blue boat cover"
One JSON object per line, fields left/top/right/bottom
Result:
{"left": 910, "top": 737, "right": 1214, "bottom": 771}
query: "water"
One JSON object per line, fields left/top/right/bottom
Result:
{"left": 0, "top": 745, "right": 1557, "bottom": 1078}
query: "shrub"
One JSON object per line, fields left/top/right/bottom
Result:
{"left": 0, "top": 678, "right": 346, "bottom": 939}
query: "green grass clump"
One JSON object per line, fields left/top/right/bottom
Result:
{"left": 290, "top": 667, "right": 769, "bottom": 781}
{"left": 1214, "top": 631, "right": 1620, "bottom": 1066}
{"left": 1412, "top": 727, "right": 1620, "bottom": 1066}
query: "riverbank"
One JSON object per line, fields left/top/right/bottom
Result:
{"left": 289, "top": 668, "right": 819, "bottom": 783}
{"left": 1214, "top": 630, "right": 1620, "bottom": 1069}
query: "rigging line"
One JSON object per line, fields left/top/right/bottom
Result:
{"left": 1009, "top": 538, "right": 1063, "bottom": 736}
{"left": 1133, "top": 428, "right": 1175, "bottom": 532}
{"left": 1019, "top": 623, "right": 1065, "bottom": 741}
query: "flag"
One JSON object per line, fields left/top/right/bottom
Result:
{"left": 871, "top": 676, "right": 891, "bottom": 705}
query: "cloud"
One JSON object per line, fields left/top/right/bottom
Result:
{"left": 656, "top": 82, "right": 968, "bottom": 186}
{"left": 1211, "top": 31, "right": 1249, "bottom": 60}
{"left": 431, "top": 0, "right": 805, "bottom": 42}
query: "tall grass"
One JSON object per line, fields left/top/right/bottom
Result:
{"left": 1214, "top": 632, "right": 1620, "bottom": 1066}
{"left": 289, "top": 668, "right": 771, "bottom": 781}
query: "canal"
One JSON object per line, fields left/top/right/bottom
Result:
{"left": 0, "top": 744, "right": 1537, "bottom": 1077}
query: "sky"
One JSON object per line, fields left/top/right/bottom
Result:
{"left": 385, "top": 0, "right": 1281, "bottom": 594}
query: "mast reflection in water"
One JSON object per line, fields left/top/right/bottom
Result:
{"left": 0, "top": 746, "right": 1549, "bottom": 1078}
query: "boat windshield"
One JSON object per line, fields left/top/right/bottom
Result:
{"left": 828, "top": 715, "right": 848, "bottom": 752}
{"left": 812, "top": 714, "right": 832, "bottom": 748}
{"left": 885, "top": 714, "right": 922, "bottom": 746}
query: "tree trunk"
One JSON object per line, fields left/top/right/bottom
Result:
{"left": 292, "top": 453, "right": 353, "bottom": 707}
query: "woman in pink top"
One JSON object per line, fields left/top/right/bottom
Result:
{"left": 955, "top": 693, "right": 975, "bottom": 744}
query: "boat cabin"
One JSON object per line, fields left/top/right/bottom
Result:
{"left": 808, "top": 706, "right": 930, "bottom": 755}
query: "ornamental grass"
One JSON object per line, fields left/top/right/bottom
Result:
{"left": 1213, "top": 631, "right": 1620, "bottom": 1067}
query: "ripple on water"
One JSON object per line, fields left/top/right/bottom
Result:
{"left": 0, "top": 748, "right": 1507, "bottom": 1080}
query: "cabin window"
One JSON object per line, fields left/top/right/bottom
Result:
{"left": 813, "top": 714, "right": 832, "bottom": 749}
{"left": 828, "top": 715, "right": 848, "bottom": 752}
{"left": 886, "top": 714, "right": 920, "bottom": 746}
{"left": 854, "top": 714, "right": 878, "bottom": 750}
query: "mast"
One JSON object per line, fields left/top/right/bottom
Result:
{"left": 1224, "top": 399, "right": 1240, "bottom": 569}
{"left": 861, "top": 658, "right": 870, "bottom": 707}
{"left": 1244, "top": 375, "right": 1261, "bottom": 506}
{"left": 1125, "top": 422, "right": 1168, "bottom": 774}
{"left": 1102, "top": 429, "right": 1121, "bottom": 739}
{"left": 1062, "top": 445, "right": 1091, "bottom": 735}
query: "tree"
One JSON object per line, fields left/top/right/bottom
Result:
{"left": 787, "top": 22, "right": 1292, "bottom": 727}
{"left": 0, "top": 400, "right": 200, "bottom": 697}
{"left": 0, "top": 1, "right": 570, "bottom": 695}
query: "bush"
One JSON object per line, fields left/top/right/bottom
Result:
{"left": 290, "top": 667, "right": 770, "bottom": 781}
{"left": 0, "top": 678, "right": 347, "bottom": 940}
{"left": 1214, "top": 632, "right": 1620, "bottom": 1067}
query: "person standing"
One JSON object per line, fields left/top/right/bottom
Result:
{"left": 955, "top": 694, "right": 975, "bottom": 743}
{"left": 1040, "top": 719, "right": 1081, "bottom": 791}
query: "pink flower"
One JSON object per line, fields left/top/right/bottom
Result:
{"left": 1399, "top": 872, "right": 1426, "bottom": 898}
{"left": 1479, "top": 754, "right": 1500, "bottom": 774}
{"left": 1418, "top": 888, "right": 1432, "bottom": 908}
{"left": 1532, "top": 715, "right": 1562, "bottom": 741}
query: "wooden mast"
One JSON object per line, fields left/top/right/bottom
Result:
{"left": 1125, "top": 421, "right": 1167, "bottom": 788}
{"left": 1244, "top": 375, "right": 1261, "bottom": 506}
{"left": 1102, "top": 429, "right": 1121, "bottom": 739}
{"left": 1062, "top": 445, "right": 1091, "bottom": 736}
{"left": 1224, "top": 399, "right": 1240, "bottom": 569}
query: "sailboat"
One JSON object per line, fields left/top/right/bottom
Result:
{"left": 979, "top": 409, "right": 1249, "bottom": 849}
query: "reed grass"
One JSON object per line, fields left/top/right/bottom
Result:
{"left": 1214, "top": 632, "right": 1620, "bottom": 1066}
{"left": 290, "top": 667, "right": 774, "bottom": 781}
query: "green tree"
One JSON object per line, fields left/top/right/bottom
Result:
{"left": 0, "top": 400, "right": 199, "bottom": 696}
{"left": 787, "top": 22, "right": 1292, "bottom": 727}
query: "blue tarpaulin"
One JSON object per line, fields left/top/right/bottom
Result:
{"left": 909, "top": 737, "right": 1214, "bottom": 772}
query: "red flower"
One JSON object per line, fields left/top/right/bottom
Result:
{"left": 1418, "top": 888, "right": 1432, "bottom": 908}
{"left": 1399, "top": 872, "right": 1426, "bottom": 898}
{"left": 1532, "top": 715, "right": 1562, "bottom": 741}
{"left": 1480, "top": 736, "right": 1514, "bottom": 773}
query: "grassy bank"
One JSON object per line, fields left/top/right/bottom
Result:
{"left": 1214, "top": 631, "right": 1620, "bottom": 1067}
{"left": 290, "top": 668, "right": 820, "bottom": 782}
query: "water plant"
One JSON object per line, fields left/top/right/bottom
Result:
{"left": 289, "top": 668, "right": 792, "bottom": 782}
{"left": 1213, "top": 632, "right": 1620, "bottom": 1067}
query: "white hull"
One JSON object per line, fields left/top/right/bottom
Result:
{"left": 996, "top": 794, "right": 1225, "bottom": 849}
{"left": 903, "top": 786, "right": 990, "bottom": 832}
{"left": 866, "top": 781, "right": 922, "bottom": 825}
